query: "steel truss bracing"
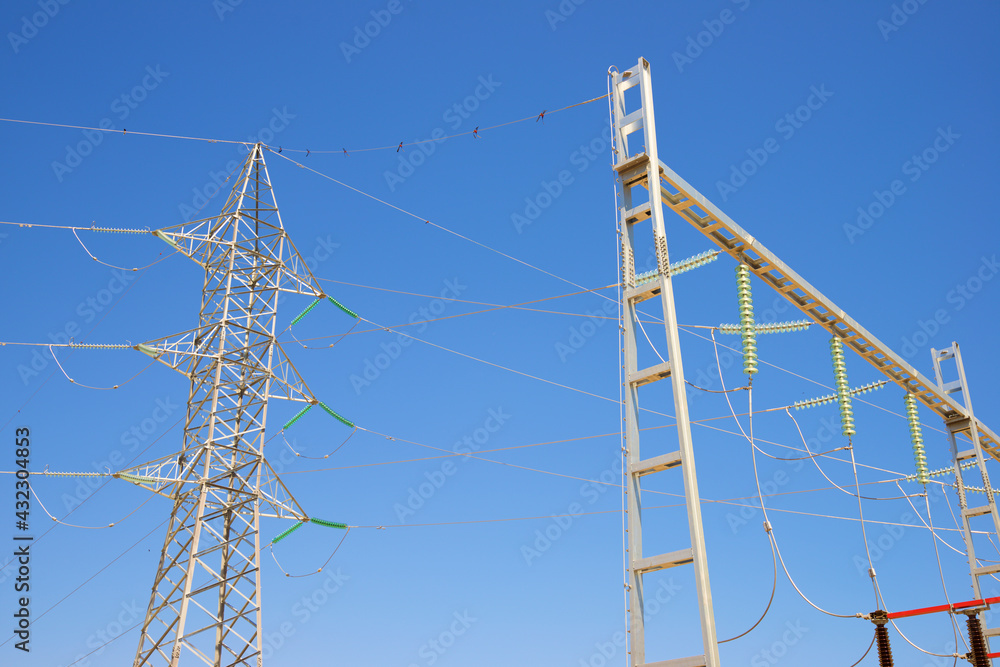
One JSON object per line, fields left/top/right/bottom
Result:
{"left": 128, "top": 144, "right": 327, "bottom": 666}
{"left": 611, "top": 58, "right": 720, "bottom": 667}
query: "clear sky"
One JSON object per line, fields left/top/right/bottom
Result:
{"left": 2, "top": 1, "right": 999, "bottom": 665}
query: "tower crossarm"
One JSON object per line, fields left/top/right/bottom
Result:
{"left": 136, "top": 331, "right": 315, "bottom": 404}
{"left": 620, "top": 154, "right": 1000, "bottom": 460}
{"left": 117, "top": 452, "right": 308, "bottom": 522}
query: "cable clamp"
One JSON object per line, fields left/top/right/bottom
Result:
{"left": 762, "top": 520, "right": 772, "bottom": 533}
{"left": 868, "top": 567, "right": 876, "bottom": 579}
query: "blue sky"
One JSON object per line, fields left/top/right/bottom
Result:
{"left": 1, "top": 1, "right": 999, "bottom": 665}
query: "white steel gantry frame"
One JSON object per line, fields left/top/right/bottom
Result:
{"left": 932, "top": 344, "right": 1000, "bottom": 646}
{"left": 124, "top": 144, "right": 331, "bottom": 666}
{"left": 610, "top": 55, "right": 1000, "bottom": 665}
{"left": 611, "top": 58, "right": 720, "bottom": 667}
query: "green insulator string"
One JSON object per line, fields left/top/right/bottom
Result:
{"left": 319, "top": 402, "right": 354, "bottom": 428}
{"left": 904, "top": 393, "right": 929, "bottom": 484}
{"left": 792, "top": 393, "right": 839, "bottom": 411}
{"left": 135, "top": 343, "right": 162, "bottom": 359}
{"left": 792, "top": 380, "right": 888, "bottom": 411}
{"left": 735, "top": 264, "right": 758, "bottom": 375}
{"left": 282, "top": 404, "right": 314, "bottom": 430}
{"left": 68, "top": 343, "right": 132, "bottom": 350}
{"left": 92, "top": 226, "right": 149, "bottom": 234}
{"left": 669, "top": 249, "right": 718, "bottom": 276}
{"left": 117, "top": 472, "right": 160, "bottom": 485}
{"left": 905, "top": 460, "right": 977, "bottom": 482}
{"left": 634, "top": 250, "right": 719, "bottom": 286}
{"left": 327, "top": 296, "right": 358, "bottom": 319}
{"left": 830, "top": 337, "right": 856, "bottom": 437}
{"left": 152, "top": 230, "right": 180, "bottom": 250}
{"left": 755, "top": 320, "right": 811, "bottom": 334}
{"left": 36, "top": 471, "right": 106, "bottom": 478}
{"left": 311, "top": 518, "right": 348, "bottom": 530}
{"left": 717, "top": 320, "right": 812, "bottom": 336}
{"left": 271, "top": 521, "right": 305, "bottom": 545}
{"left": 290, "top": 298, "right": 323, "bottom": 326}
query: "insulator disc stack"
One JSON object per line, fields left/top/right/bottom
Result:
{"left": 829, "top": 337, "right": 855, "bottom": 437}
{"left": 735, "top": 264, "right": 757, "bottom": 375}
{"left": 904, "top": 393, "right": 929, "bottom": 484}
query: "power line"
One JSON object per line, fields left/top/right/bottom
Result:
{"left": 0, "top": 93, "right": 607, "bottom": 156}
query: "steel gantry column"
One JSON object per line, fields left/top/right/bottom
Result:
{"left": 611, "top": 58, "right": 720, "bottom": 667}
{"left": 126, "top": 144, "right": 333, "bottom": 666}
{"left": 931, "top": 344, "right": 1000, "bottom": 646}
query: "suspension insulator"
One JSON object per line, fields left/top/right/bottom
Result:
{"left": 282, "top": 404, "right": 314, "bottom": 430}
{"left": 327, "top": 296, "right": 358, "bottom": 319}
{"left": 717, "top": 320, "right": 811, "bottom": 336}
{"left": 830, "top": 337, "right": 855, "bottom": 437}
{"left": 290, "top": 298, "right": 323, "bottom": 326}
{"left": 319, "top": 402, "right": 354, "bottom": 428}
{"left": 735, "top": 264, "right": 757, "bottom": 375}
{"left": 755, "top": 320, "right": 811, "bottom": 334}
{"left": 904, "top": 459, "right": 976, "bottom": 483}
{"left": 669, "top": 249, "right": 718, "bottom": 276}
{"left": 793, "top": 380, "right": 888, "bottom": 411}
{"left": 904, "top": 393, "right": 929, "bottom": 484}
{"left": 271, "top": 521, "right": 305, "bottom": 545}
{"left": 68, "top": 343, "right": 131, "bottom": 350}
{"left": 93, "top": 226, "right": 148, "bottom": 234}
{"left": 966, "top": 613, "right": 990, "bottom": 667}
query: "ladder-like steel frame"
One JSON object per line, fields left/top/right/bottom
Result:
{"left": 610, "top": 55, "right": 999, "bottom": 665}
{"left": 613, "top": 117, "right": 1000, "bottom": 462}
{"left": 611, "top": 57, "right": 720, "bottom": 667}
{"left": 932, "top": 344, "right": 1000, "bottom": 644}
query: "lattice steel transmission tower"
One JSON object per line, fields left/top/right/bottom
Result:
{"left": 122, "top": 144, "right": 332, "bottom": 666}
{"left": 610, "top": 58, "right": 721, "bottom": 667}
